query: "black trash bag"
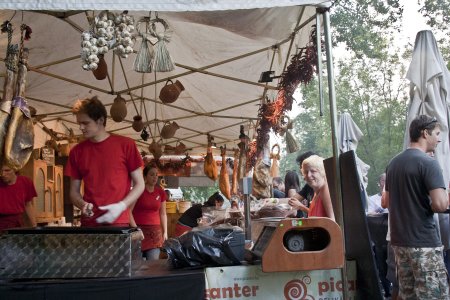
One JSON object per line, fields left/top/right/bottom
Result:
{"left": 163, "top": 226, "right": 244, "bottom": 269}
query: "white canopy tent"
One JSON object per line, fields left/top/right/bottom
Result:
{"left": 0, "top": 0, "right": 343, "bottom": 218}
{"left": 0, "top": 1, "right": 331, "bottom": 158}
{"left": 0, "top": 0, "right": 343, "bottom": 219}
{"left": 0, "top": 0, "right": 349, "bottom": 294}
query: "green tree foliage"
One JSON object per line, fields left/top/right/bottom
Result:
{"left": 181, "top": 184, "right": 218, "bottom": 204}
{"left": 335, "top": 51, "right": 408, "bottom": 194}
{"left": 279, "top": 0, "right": 412, "bottom": 195}
{"left": 331, "top": 0, "right": 403, "bottom": 59}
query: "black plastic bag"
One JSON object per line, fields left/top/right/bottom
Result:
{"left": 162, "top": 226, "right": 244, "bottom": 269}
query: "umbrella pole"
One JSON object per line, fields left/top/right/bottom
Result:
{"left": 322, "top": 7, "right": 349, "bottom": 299}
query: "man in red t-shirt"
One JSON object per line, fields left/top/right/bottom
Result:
{"left": 65, "top": 96, "right": 144, "bottom": 226}
{"left": 0, "top": 162, "right": 37, "bottom": 232}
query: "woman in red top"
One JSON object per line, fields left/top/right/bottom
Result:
{"left": 131, "top": 165, "right": 167, "bottom": 260}
{"left": 0, "top": 163, "right": 37, "bottom": 232}
{"left": 289, "top": 155, "right": 335, "bottom": 221}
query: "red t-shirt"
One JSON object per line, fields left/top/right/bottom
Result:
{"left": 65, "top": 134, "right": 143, "bottom": 226}
{"left": 0, "top": 175, "right": 37, "bottom": 230}
{"left": 133, "top": 186, "right": 166, "bottom": 225}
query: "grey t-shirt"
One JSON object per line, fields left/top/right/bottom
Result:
{"left": 386, "top": 148, "right": 445, "bottom": 247}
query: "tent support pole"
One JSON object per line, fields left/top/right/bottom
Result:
{"left": 322, "top": 8, "right": 349, "bottom": 300}
{"left": 175, "top": 63, "right": 277, "bottom": 90}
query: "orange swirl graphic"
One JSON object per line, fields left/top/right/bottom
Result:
{"left": 284, "top": 279, "right": 307, "bottom": 300}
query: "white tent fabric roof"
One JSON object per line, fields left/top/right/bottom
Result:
{"left": 0, "top": 1, "right": 331, "bottom": 11}
{"left": 0, "top": 2, "right": 328, "bottom": 156}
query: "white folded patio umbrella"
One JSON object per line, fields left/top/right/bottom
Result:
{"left": 404, "top": 30, "right": 450, "bottom": 248}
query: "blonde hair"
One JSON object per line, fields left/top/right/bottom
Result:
{"left": 301, "top": 155, "right": 326, "bottom": 178}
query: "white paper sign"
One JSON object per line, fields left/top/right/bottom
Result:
{"left": 205, "top": 262, "right": 357, "bottom": 300}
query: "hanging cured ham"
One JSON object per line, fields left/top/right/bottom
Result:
{"left": 204, "top": 146, "right": 218, "bottom": 181}
{"left": 252, "top": 140, "right": 271, "bottom": 199}
{"left": 3, "top": 47, "right": 34, "bottom": 170}
{"left": 231, "top": 148, "right": 239, "bottom": 195}
{"left": 219, "top": 146, "right": 231, "bottom": 199}
{"left": 237, "top": 124, "right": 249, "bottom": 180}
{"left": 0, "top": 22, "right": 17, "bottom": 161}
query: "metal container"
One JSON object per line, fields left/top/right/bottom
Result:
{"left": 0, "top": 227, "right": 142, "bottom": 279}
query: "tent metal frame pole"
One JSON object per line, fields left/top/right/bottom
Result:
{"left": 322, "top": 8, "right": 349, "bottom": 300}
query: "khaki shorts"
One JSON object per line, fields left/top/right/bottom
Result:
{"left": 393, "top": 246, "right": 449, "bottom": 300}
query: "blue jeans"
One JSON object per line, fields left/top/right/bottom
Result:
{"left": 143, "top": 248, "right": 160, "bottom": 261}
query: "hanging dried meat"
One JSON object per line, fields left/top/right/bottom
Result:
{"left": 204, "top": 146, "right": 218, "bottom": 181}
{"left": 219, "top": 146, "right": 231, "bottom": 199}
{"left": 231, "top": 148, "right": 239, "bottom": 195}
{"left": 3, "top": 45, "right": 34, "bottom": 170}
{"left": 0, "top": 21, "right": 17, "bottom": 161}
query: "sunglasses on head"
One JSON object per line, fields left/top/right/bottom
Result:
{"left": 422, "top": 117, "right": 437, "bottom": 129}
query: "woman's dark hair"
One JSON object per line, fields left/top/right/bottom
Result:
{"left": 143, "top": 164, "right": 158, "bottom": 177}
{"left": 204, "top": 191, "right": 224, "bottom": 207}
{"left": 284, "top": 170, "right": 300, "bottom": 192}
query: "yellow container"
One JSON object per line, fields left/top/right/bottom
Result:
{"left": 178, "top": 201, "right": 192, "bottom": 213}
{"left": 166, "top": 201, "right": 177, "bottom": 214}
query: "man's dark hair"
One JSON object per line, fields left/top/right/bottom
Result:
{"left": 72, "top": 96, "right": 107, "bottom": 126}
{"left": 296, "top": 151, "right": 316, "bottom": 166}
{"left": 409, "top": 115, "right": 439, "bottom": 142}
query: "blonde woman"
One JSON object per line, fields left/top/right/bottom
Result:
{"left": 289, "top": 155, "right": 335, "bottom": 221}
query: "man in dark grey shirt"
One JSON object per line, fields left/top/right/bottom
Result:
{"left": 385, "top": 115, "right": 449, "bottom": 299}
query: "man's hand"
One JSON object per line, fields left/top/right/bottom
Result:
{"left": 82, "top": 202, "right": 94, "bottom": 217}
{"left": 96, "top": 201, "right": 127, "bottom": 224}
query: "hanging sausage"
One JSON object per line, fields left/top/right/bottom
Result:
{"left": 219, "top": 146, "right": 231, "bottom": 199}
{"left": 231, "top": 148, "right": 239, "bottom": 195}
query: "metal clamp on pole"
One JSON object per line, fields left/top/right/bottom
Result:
{"left": 239, "top": 177, "right": 253, "bottom": 241}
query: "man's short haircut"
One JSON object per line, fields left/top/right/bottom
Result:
{"left": 409, "top": 115, "right": 439, "bottom": 142}
{"left": 72, "top": 96, "right": 107, "bottom": 126}
{"left": 296, "top": 151, "right": 316, "bottom": 166}
{"left": 301, "top": 155, "right": 326, "bottom": 178}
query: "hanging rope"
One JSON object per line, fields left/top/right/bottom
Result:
{"left": 134, "top": 16, "right": 154, "bottom": 73}
{"left": 1, "top": 21, "right": 18, "bottom": 72}
{"left": 149, "top": 13, "right": 175, "bottom": 72}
